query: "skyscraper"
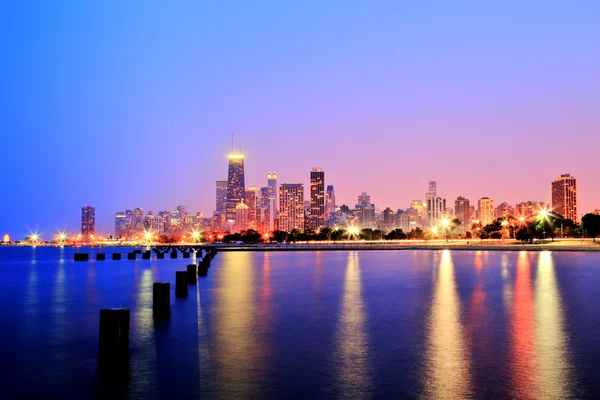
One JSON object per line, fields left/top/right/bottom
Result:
{"left": 268, "top": 172, "right": 278, "bottom": 211}
{"left": 454, "top": 196, "right": 471, "bottom": 231}
{"left": 226, "top": 154, "right": 245, "bottom": 221}
{"left": 515, "top": 201, "right": 548, "bottom": 221}
{"left": 245, "top": 187, "right": 258, "bottom": 228}
{"left": 278, "top": 183, "right": 304, "bottom": 232}
{"left": 552, "top": 173, "right": 577, "bottom": 221}
{"left": 216, "top": 179, "right": 228, "bottom": 214}
{"left": 81, "top": 205, "right": 95, "bottom": 235}
{"left": 427, "top": 197, "right": 446, "bottom": 228}
{"left": 177, "top": 205, "right": 188, "bottom": 228}
{"left": 115, "top": 212, "right": 126, "bottom": 238}
{"left": 309, "top": 167, "right": 325, "bottom": 230}
{"left": 133, "top": 207, "right": 144, "bottom": 232}
{"left": 357, "top": 192, "right": 371, "bottom": 207}
{"left": 427, "top": 181, "right": 437, "bottom": 198}
{"left": 325, "top": 185, "right": 336, "bottom": 227}
{"left": 478, "top": 197, "right": 495, "bottom": 226}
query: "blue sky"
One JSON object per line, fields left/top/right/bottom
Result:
{"left": 2, "top": 1, "right": 599, "bottom": 238}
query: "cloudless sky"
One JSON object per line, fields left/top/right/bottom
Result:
{"left": 2, "top": 1, "right": 599, "bottom": 238}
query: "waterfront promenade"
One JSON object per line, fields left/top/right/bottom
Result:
{"left": 211, "top": 239, "right": 600, "bottom": 252}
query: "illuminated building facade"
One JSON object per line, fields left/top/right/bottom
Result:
{"left": 235, "top": 201, "right": 249, "bottom": 231}
{"left": 325, "top": 185, "right": 336, "bottom": 227}
{"left": 268, "top": 172, "right": 278, "bottom": 211}
{"left": 114, "top": 212, "right": 126, "bottom": 238}
{"left": 427, "top": 197, "right": 446, "bottom": 228}
{"left": 216, "top": 179, "right": 227, "bottom": 214}
{"left": 552, "top": 174, "right": 577, "bottom": 222}
{"left": 226, "top": 154, "right": 246, "bottom": 221}
{"left": 177, "top": 205, "right": 188, "bottom": 228}
{"left": 357, "top": 192, "right": 371, "bottom": 207}
{"left": 515, "top": 201, "right": 548, "bottom": 221}
{"left": 245, "top": 187, "right": 258, "bottom": 228}
{"left": 278, "top": 183, "right": 304, "bottom": 232}
{"left": 133, "top": 207, "right": 144, "bottom": 232}
{"left": 495, "top": 202, "right": 514, "bottom": 219}
{"left": 309, "top": 167, "right": 325, "bottom": 230}
{"left": 478, "top": 197, "right": 495, "bottom": 226}
{"left": 454, "top": 196, "right": 471, "bottom": 232}
{"left": 81, "top": 205, "right": 95, "bottom": 235}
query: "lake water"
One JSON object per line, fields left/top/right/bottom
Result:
{"left": 1, "top": 247, "right": 599, "bottom": 399}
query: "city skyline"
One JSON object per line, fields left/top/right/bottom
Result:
{"left": 1, "top": 149, "right": 595, "bottom": 237}
{"left": 3, "top": 2, "right": 600, "bottom": 236}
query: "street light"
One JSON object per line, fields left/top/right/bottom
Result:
{"left": 441, "top": 218, "right": 450, "bottom": 241}
{"left": 539, "top": 210, "right": 549, "bottom": 242}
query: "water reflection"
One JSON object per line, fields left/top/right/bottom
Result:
{"left": 128, "top": 268, "right": 158, "bottom": 396}
{"left": 534, "top": 252, "right": 573, "bottom": 398}
{"left": 213, "top": 252, "right": 260, "bottom": 397}
{"left": 510, "top": 251, "right": 537, "bottom": 397}
{"left": 333, "top": 251, "right": 371, "bottom": 397}
{"left": 423, "top": 250, "right": 470, "bottom": 399}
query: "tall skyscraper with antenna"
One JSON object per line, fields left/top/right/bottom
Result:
{"left": 226, "top": 138, "right": 246, "bottom": 221}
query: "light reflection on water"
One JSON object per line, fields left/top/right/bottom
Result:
{"left": 333, "top": 251, "right": 372, "bottom": 398}
{"left": 422, "top": 250, "right": 471, "bottom": 399}
{"left": 0, "top": 248, "right": 590, "bottom": 398}
{"left": 534, "top": 251, "right": 573, "bottom": 398}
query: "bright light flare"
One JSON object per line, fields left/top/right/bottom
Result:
{"left": 348, "top": 227, "right": 359, "bottom": 235}
{"left": 441, "top": 219, "right": 450, "bottom": 228}
{"left": 432, "top": 227, "right": 438, "bottom": 234}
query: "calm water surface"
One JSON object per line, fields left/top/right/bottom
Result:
{"left": 1, "top": 247, "right": 599, "bottom": 399}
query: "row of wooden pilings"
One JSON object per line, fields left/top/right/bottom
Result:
{"left": 97, "top": 248, "right": 218, "bottom": 368}
{"left": 74, "top": 246, "right": 205, "bottom": 262}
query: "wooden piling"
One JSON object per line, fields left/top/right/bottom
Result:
{"left": 175, "top": 271, "right": 188, "bottom": 297}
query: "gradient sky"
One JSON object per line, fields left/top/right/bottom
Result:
{"left": 2, "top": 1, "right": 599, "bottom": 238}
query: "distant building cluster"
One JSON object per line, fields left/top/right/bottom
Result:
{"left": 112, "top": 206, "right": 209, "bottom": 239}
{"left": 96, "top": 148, "right": 580, "bottom": 237}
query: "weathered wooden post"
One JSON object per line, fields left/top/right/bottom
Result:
{"left": 198, "top": 263, "right": 209, "bottom": 277}
{"left": 187, "top": 264, "right": 197, "bottom": 284}
{"left": 96, "top": 253, "right": 106, "bottom": 261}
{"left": 142, "top": 251, "right": 151, "bottom": 260}
{"left": 74, "top": 253, "right": 89, "bottom": 261}
{"left": 153, "top": 282, "right": 170, "bottom": 318}
{"left": 157, "top": 252, "right": 165, "bottom": 259}
{"left": 170, "top": 250, "right": 177, "bottom": 259}
{"left": 175, "top": 271, "right": 188, "bottom": 297}
{"left": 98, "top": 308, "right": 130, "bottom": 364}
{"left": 112, "top": 253, "right": 122, "bottom": 260}
{"left": 127, "top": 252, "right": 136, "bottom": 260}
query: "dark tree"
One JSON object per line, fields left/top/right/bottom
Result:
{"left": 386, "top": 229, "right": 407, "bottom": 240}
{"left": 272, "top": 230, "right": 288, "bottom": 243}
{"left": 582, "top": 213, "right": 600, "bottom": 241}
{"left": 407, "top": 227, "right": 424, "bottom": 240}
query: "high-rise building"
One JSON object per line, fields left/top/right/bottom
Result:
{"left": 81, "top": 205, "right": 95, "bottom": 235}
{"left": 325, "top": 185, "right": 336, "bottom": 227}
{"left": 216, "top": 179, "right": 228, "bottom": 214}
{"left": 552, "top": 173, "right": 577, "bottom": 221}
{"left": 398, "top": 209, "right": 420, "bottom": 232}
{"left": 427, "top": 181, "right": 437, "bottom": 198}
{"left": 357, "top": 192, "right": 371, "bottom": 207}
{"left": 427, "top": 197, "right": 446, "bottom": 228}
{"left": 478, "top": 197, "right": 495, "bottom": 226}
{"left": 454, "top": 196, "right": 471, "bottom": 231}
{"left": 309, "top": 167, "right": 325, "bottom": 230}
{"left": 245, "top": 187, "right": 258, "bottom": 228}
{"left": 226, "top": 153, "right": 245, "bottom": 221}
{"left": 133, "top": 207, "right": 144, "bottom": 232}
{"left": 515, "top": 201, "right": 548, "bottom": 221}
{"left": 235, "top": 201, "right": 249, "bottom": 231}
{"left": 278, "top": 183, "right": 304, "bottom": 232}
{"left": 115, "top": 212, "right": 126, "bottom": 238}
{"left": 125, "top": 210, "right": 133, "bottom": 233}
{"left": 495, "top": 202, "right": 514, "bottom": 220}
{"left": 268, "top": 172, "right": 278, "bottom": 212}
{"left": 177, "top": 205, "right": 188, "bottom": 228}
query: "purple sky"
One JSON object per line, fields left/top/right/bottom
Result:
{"left": 2, "top": 1, "right": 599, "bottom": 238}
